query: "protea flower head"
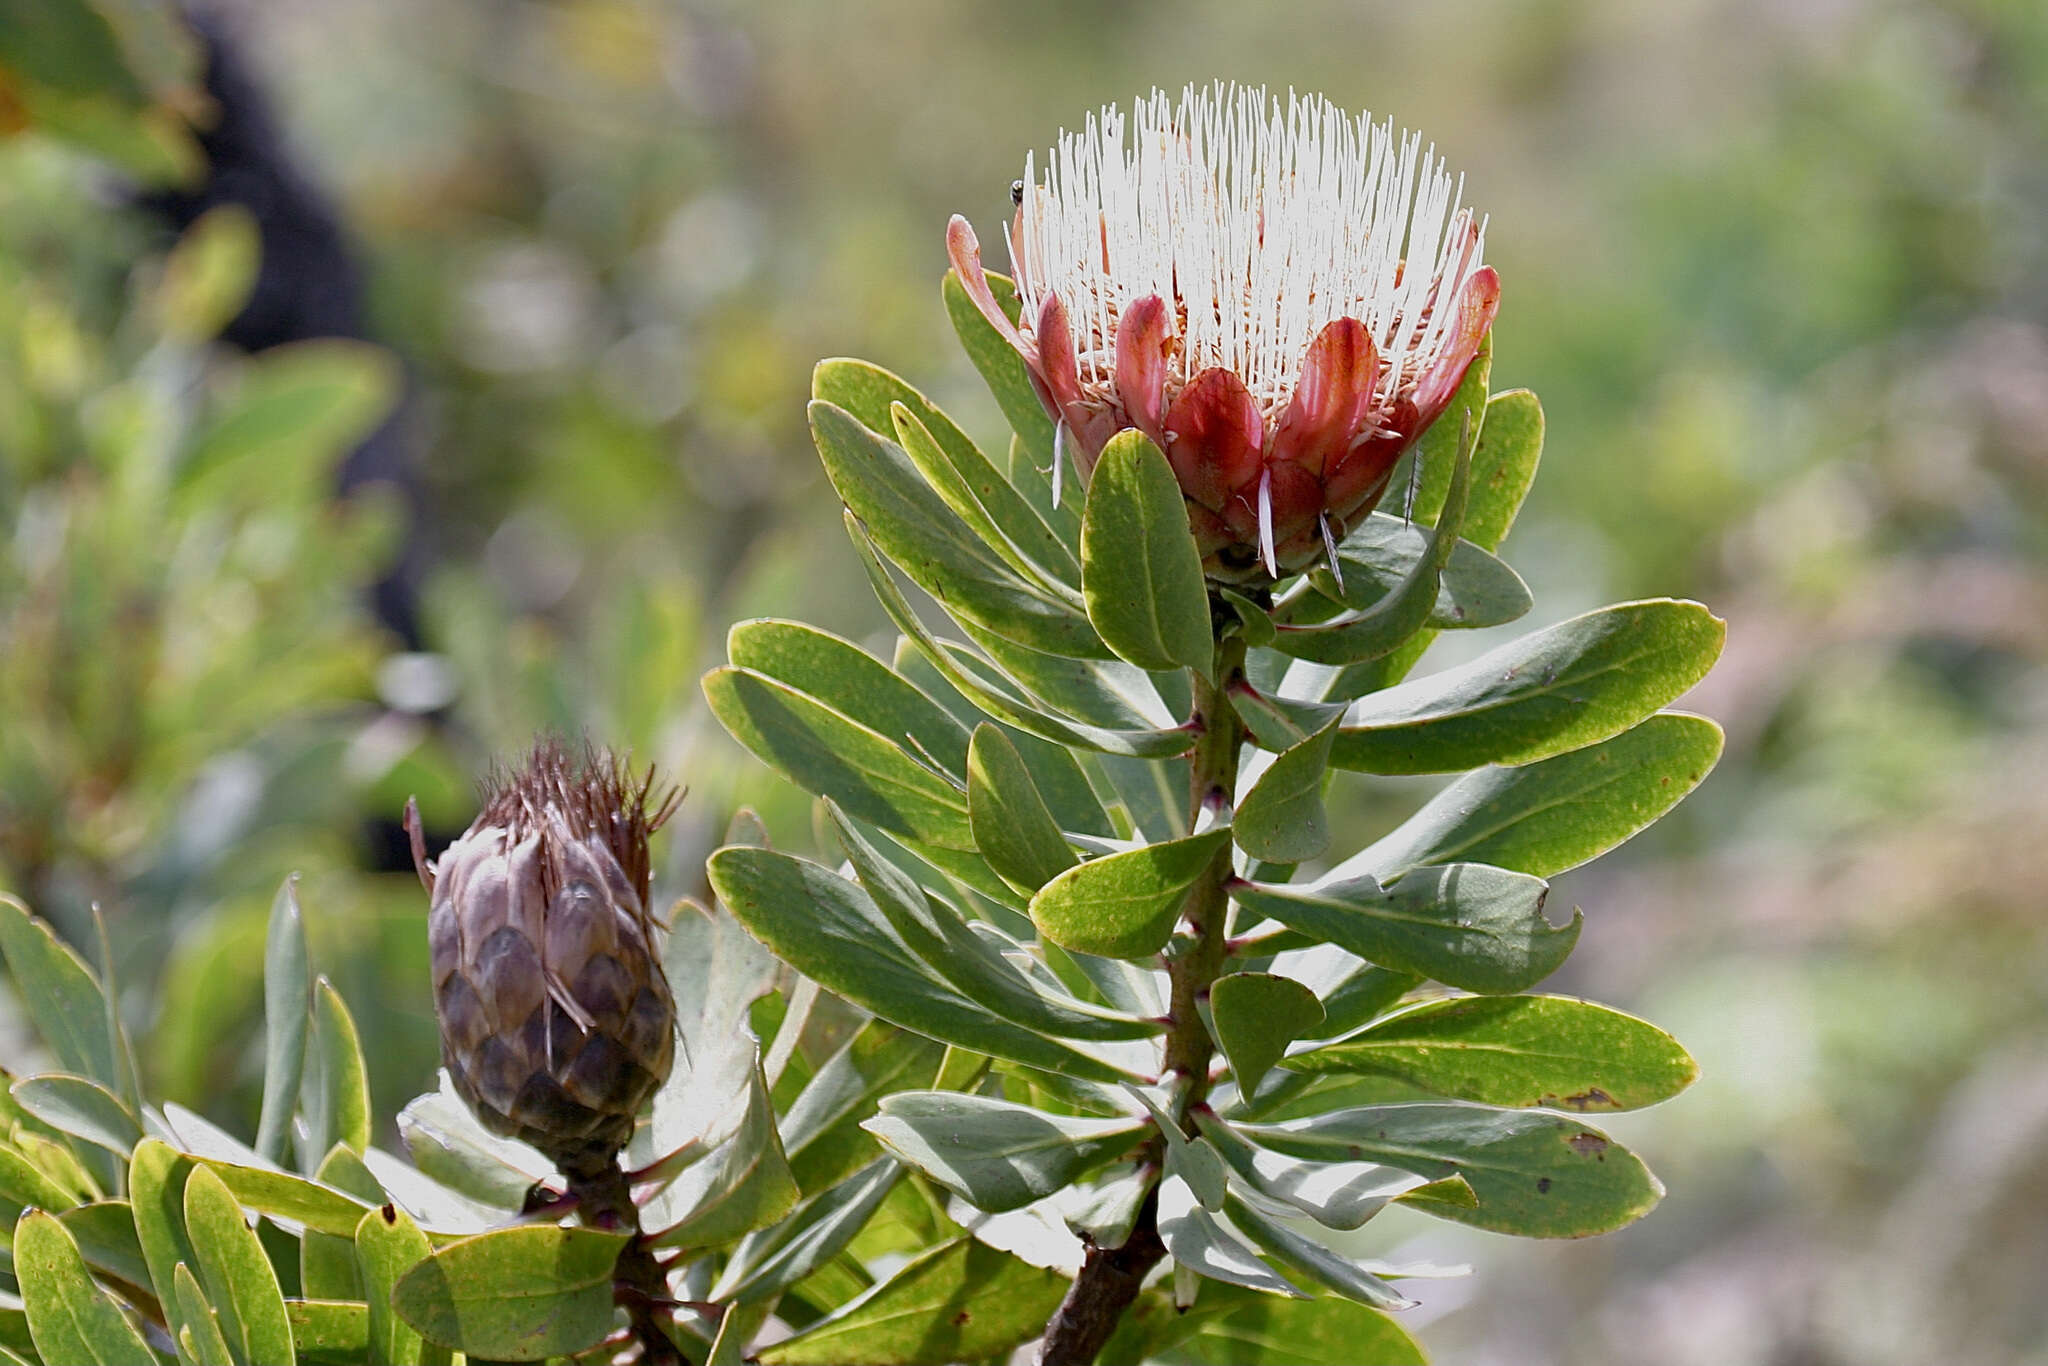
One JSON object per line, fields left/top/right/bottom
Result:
{"left": 411, "top": 740, "right": 679, "bottom": 1181}
{"left": 949, "top": 83, "right": 1500, "bottom": 584}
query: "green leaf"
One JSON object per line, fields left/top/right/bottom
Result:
{"left": 391, "top": 1225, "right": 627, "bottom": 1362}
{"left": 1284, "top": 994, "right": 1698, "bottom": 1111}
{"left": 967, "top": 724, "right": 1077, "bottom": 892}
{"left": 814, "top": 357, "right": 1079, "bottom": 586}
{"left": 852, "top": 522, "right": 1195, "bottom": 759}
{"left": 782, "top": 1022, "right": 945, "bottom": 1197}
{"left": 758, "top": 1236, "right": 1067, "bottom": 1366}
{"left": 1345, "top": 712, "right": 1726, "bottom": 880}
{"left": 184, "top": 1162, "right": 295, "bottom": 1366}
{"left": 708, "top": 847, "right": 1135, "bottom": 1082}
{"left": 706, "top": 666, "right": 974, "bottom": 851}
{"left": 943, "top": 270, "right": 1058, "bottom": 474}
{"left": 1157, "top": 1176, "right": 1305, "bottom": 1296}
{"left": 1222, "top": 1193, "right": 1414, "bottom": 1310}
{"left": 1235, "top": 864, "right": 1579, "bottom": 995}
{"left": 1238, "top": 1102, "right": 1663, "bottom": 1238}
{"left": 256, "top": 875, "right": 311, "bottom": 1166}
{"left": 1310, "top": 511, "right": 1532, "bottom": 630}
{"left": 8, "top": 1075, "right": 137, "bottom": 1156}
{"left": 1329, "top": 600, "right": 1725, "bottom": 774}
{"left": 730, "top": 619, "right": 972, "bottom": 782}
{"left": 0, "top": 897, "right": 118, "bottom": 1090}
{"left": 1209, "top": 973, "right": 1326, "bottom": 1096}
{"left": 357, "top": 1203, "right": 432, "bottom": 1366}
{"left": 647, "top": 1063, "right": 800, "bottom": 1250}
{"left": 304, "top": 978, "right": 372, "bottom": 1165}
{"left": 173, "top": 1261, "right": 236, "bottom": 1366}
{"left": 713, "top": 1157, "right": 902, "bottom": 1303}
{"left": 810, "top": 400, "right": 1106, "bottom": 659}
{"left": 1180, "top": 1294, "right": 1426, "bottom": 1366}
{"left": 286, "top": 1300, "right": 372, "bottom": 1366}
{"left": 1030, "top": 829, "right": 1232, "bottom": 960}
{"left": 1234, "top": 718, "right": 1340, "bottom": 864}
{"left": 862, "top": 1091, "right": 1146, "bottom": 1212}
{"left": 1080, "top": 430, "right": 1213, "bottom": 676}
{"left": 14, "top": 1210, "right": 153, "bottom": 1365}
{"left": 179, "top": 340, "right": 401, "bottom": 497}
{"left": 157, "top": 203, "right": 259, "bottom": 343}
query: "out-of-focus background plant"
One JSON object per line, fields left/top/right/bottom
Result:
{"left": 0, "top": 1, "right": 2043, "bottom": 1362}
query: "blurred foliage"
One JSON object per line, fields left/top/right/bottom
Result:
{"left": 0, "top": 0, "right": 2041, "bottom": 1361}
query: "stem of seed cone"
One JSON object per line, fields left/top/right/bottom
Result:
{"left": 568, "top": 1158, "right": 689, "bottom": 1366}
{"left": 1036, "top": 622, "right": 1248, "bottom": 1366}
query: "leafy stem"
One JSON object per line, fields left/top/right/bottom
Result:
{"left": 1036, "top": 615, "right": 1248, "bottom": 1366}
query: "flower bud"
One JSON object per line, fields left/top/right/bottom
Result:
{"left": 411, "top": 741, "right": 678, "bottom": 1181}
{"left": 949, "top": 83, "right": 1501, "bottom": 584}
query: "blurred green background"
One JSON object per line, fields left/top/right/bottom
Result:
{"left": 1, "top": 0, "right": 2044, "bottom": 1361}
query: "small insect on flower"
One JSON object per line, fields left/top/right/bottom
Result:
{"left": 949, "top": 82, "right": 1500, "bottom": 584}
{"left": 407, "top": 740, "right": 679, "bottom": 1181}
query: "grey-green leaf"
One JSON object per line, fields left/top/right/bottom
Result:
{"left": 1329, "top": 599, "right": 1725, "bottom": 774}
{"left": 712, "top": 1156, "right": 901, "bottom": 1303}
{"left": 304, "top": 977, "right": 372, "bottom": 1165}
{"left": 1235, "top": 864, "right": 1579, "bottom": 994}
{"left": 1222, "top": 1193, "right": 1414, "bottom": 1310}
{"left": 1080, "top": 430, "right": 1213, "bottom": 677}
{"left": 1310, "top": 512, "right": 1532, "bottom": 630}
{"left": 257, "top": 874, "right": 310, "bottom": 1165}
{"left": 9, "top": 1075, "right": 138, "bottom": 1156}
{"left": 1340, "top": 712, "right": 1726, "bottom": 880}
{"left": 0, "top": 897, "right": 118, "bottom": 1090}
{"left": 707, "top": 846, "right": 1134, "bottom": 1081}
{"left": 1284, "top": 993, "right": 1698, "bottom": 1111}
{"left": 1155, "top": 1175, "right": 1305, "bottom": 1297}
{"left": 862, "top": 1091, "right": 1146, "bottom": 1212}
{"left": 1030, "top": 829, "right": 1232, "bottom": 960}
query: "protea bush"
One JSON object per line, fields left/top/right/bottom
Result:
{"left": 703, "top": 82, "right": 1725, "bottom": 1364}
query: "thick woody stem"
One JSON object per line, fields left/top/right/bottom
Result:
{"left": 562, "top": 1162, "right": 689, "bottom": 1366}
{"left": 1036, "top": 619, "right": 1248, "bottom": 1366}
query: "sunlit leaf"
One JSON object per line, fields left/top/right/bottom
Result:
{"left": 391, "top": 1225, "right": 628, "bottom": 1362}
{"left": 758, "top": 1236, "right": 1066, "bottom": 1366}
{"left": 1284, "top": 994, "right": 1697, "bottom": 1111}
{"left": 1030, "top": 829, "right": 1232, "bottom": 960}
